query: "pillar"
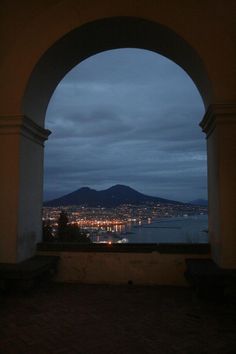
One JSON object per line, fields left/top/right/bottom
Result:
{"left": 0, "top": 115, "right": 50, "bottom": 263}
{"left": 200, "top": 103, "right": 236, "bottom": 268}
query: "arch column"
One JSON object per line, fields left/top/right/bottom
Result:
{"left": 200, "top": 103, "right": 236, "bottom": 268}
{"left": 0, "top": 116, "right": 50, "bottom": 263}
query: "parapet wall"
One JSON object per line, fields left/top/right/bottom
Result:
{"left": 37, "top": 243, "right": 210, "bottom": 286}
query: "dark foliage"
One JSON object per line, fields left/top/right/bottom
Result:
{"left": 42, "top": 221, "right": 53, "bottom": 241}
{"left": 57, "top": 211, "right": 91, "bottom": 243}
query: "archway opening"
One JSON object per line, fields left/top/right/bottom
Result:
{"left": 15, "top": 15, "right": 213, "bottom": 263}
{"left": 43, "top": 48, "right": 208, "bottom": 245}
{"left": 22, "top": 17, "right": 211, "bottom": 126}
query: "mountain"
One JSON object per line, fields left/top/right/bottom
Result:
{"left": 44, "top": 184, "right": 182, "bottom": 207}
{"left": 189, "top": 199, "right": 208, "bottom": 206}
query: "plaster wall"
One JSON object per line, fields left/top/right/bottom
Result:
{"left": 1, "top": 0, "right": 236, "bottom": 121}
{"left": 202, "top": 105, "right": 236, "bottom": 268}
{"left": 207, "top": 129, "right": 221, "bottom": 263}
{"left": 17, "top": 134, "right": 45, "bottom": 262}
{"left": 0, "top": 131, "right": 20, "bottom": 262}
{"left": 218, "top": 121, "right": 236, "bottom": 267}
{"left": 0, "top": 116, "right": 49, "bottom": 263}
{"left": 38, "top": 251, "right": 209, "bottom": 286}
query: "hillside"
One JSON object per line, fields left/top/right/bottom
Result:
{"left": 44, "top": 185, "right": 182, "bottom": 207}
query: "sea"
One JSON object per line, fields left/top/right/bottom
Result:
{"left": 125, "top": 214, "right": 208, "bottom": 244}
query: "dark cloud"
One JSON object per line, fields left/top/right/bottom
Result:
{"left": 44, "top": 48, "right": 206, "bottom": 202}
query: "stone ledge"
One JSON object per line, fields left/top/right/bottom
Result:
{"left": 185, "top": 258, "right": 236, "bottom": 298}
{"left": 37, "top": 242, "right": 210, "bottom": 254}
{"left": 0, "top": 255, "right": 60, "bottom": 291}
{"left": 0, "top": 115, "right": 51, "bottom": 145}
{"left": 200, "top": 103, "right": 236, "bottom": 137}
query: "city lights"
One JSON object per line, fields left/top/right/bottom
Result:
{"left": 43, "top": 203, "right": 207, "bottom": 244}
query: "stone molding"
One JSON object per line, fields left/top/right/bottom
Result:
{"left": 200, "top": 103, "right": 236, "bottom": 137}
{"left": 0, "top": 115, "right": 51, "bottom": 145}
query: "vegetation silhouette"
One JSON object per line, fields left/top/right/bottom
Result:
{"left": 42, "top": 221, "right": 53, "bottom": 242}
{"left": 57, "top": 211, "right": 91, "bottom": 243}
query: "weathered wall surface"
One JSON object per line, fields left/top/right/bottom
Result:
{"left": 38, "top": 251, "right": 209, "bottom": 286}
{"left": 1, "top": 0, "right": 236, "bottom": 120}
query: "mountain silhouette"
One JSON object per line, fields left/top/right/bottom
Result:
{"left": 189, "top": 199, "right": 208, "bottom": 206}
{"left": 44, "top": 185, "right": 182, "bottom": 207}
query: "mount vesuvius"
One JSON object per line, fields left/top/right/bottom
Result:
{"left": 44, "top": 185, "right": 182, "bottom": 207}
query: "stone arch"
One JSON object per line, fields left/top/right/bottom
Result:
{"left": 1, "top": 2, "right": 235, "bottom": 268}
{"left": 22, "top": 17, "right": 211, "bottom": 126}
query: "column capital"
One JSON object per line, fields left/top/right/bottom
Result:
{"left": 0, "top": 115, "right": 51, "bottom": 145}
{"left": 200, "top": 103, "right": 236, "bottom": 137}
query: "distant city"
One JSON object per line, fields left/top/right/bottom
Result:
{"left": 43, "top": 185, "right": 208, "bottom": 244}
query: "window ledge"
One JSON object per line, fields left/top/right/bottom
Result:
{"left": 37, "top": 242, "right": 210, "bottom": 254}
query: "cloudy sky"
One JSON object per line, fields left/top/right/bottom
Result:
{"left": 44, "top": 48, "right": 207, "bottom": 202}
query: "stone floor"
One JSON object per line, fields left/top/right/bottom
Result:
{"left": 0, "top": 283, "right": 235, "bottom": 354}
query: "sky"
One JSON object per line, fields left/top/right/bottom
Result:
{"left": 44, "top": 48, "right": 207, "bottom": 203}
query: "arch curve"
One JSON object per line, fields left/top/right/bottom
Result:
{"left": 22, "top": 16, "right": 212, "bottom": 126}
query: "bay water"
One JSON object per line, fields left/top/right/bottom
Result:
{"left": 127, "top": 214, "right": 208, "bottom": 243}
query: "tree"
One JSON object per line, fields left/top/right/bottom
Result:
{"left": 57, "top": 211, "right": 69, "bottom": 241}
{"left": 42, "top": 221, "right": 53, "bottom": 241}
{"left": 66, "top": 223, "right": 91, "bottom": 243}
{"left": 57, "top": 211, "right": 91, "bottom": 243}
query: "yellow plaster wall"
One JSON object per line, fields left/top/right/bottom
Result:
{"left": 1, "top": 0, "right": 236, "bottom": 116}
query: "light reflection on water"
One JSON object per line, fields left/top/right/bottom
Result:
{"left": 127, "top": 215, "right": 208, "bottom": 243}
